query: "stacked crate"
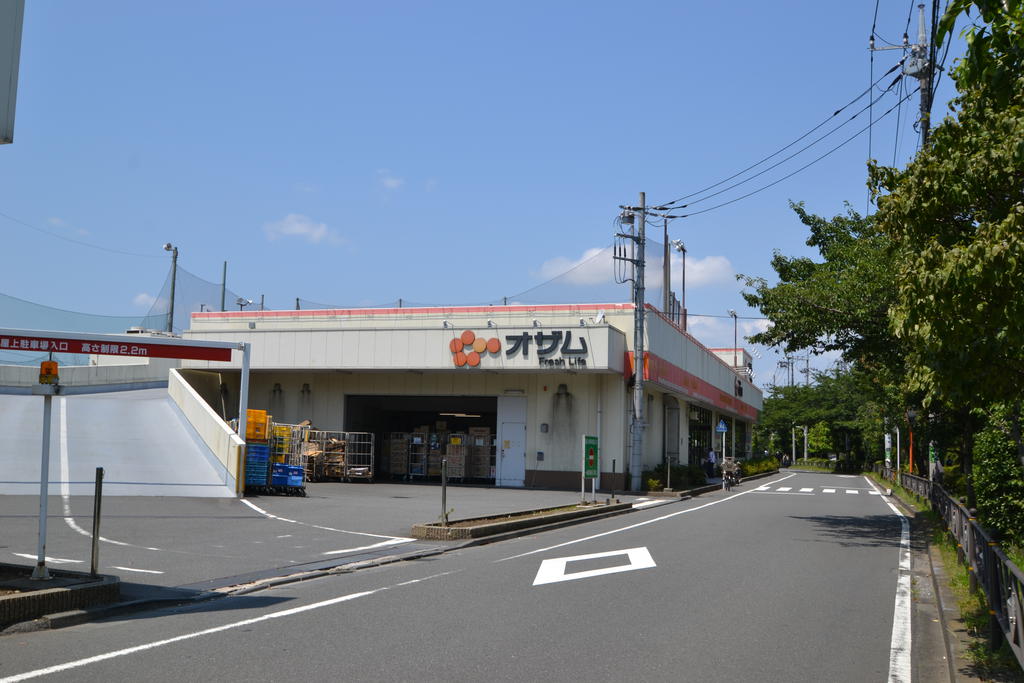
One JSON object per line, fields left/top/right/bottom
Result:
{"left": 468, "top": 427, "right": 494, "bottom": 480}
{"left": 389, "top": 433, "right": 409, "bottom": 477}
{"left": 427, "top": 432, "right": 444, "bottom": 477}
{"left": 271, "top": 424, "right": 291, "bottom": 464}
{"left": 445, "top": 434, "right": 466, "bottom": 479}
{"left": 244, "top": 409, "right": 271, "bottom": 490}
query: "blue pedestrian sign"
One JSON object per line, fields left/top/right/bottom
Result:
{"left": 715, "top": 419, "right": 728, "bottom": 433}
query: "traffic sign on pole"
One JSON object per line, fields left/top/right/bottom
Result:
{"left": 716, "top": 419, "right": 728, "bottom": 433}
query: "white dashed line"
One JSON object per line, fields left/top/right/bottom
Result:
{"left": 799, "top": 488, "right": 814, "bottom": 492}
{"left": 110, "top": 566, "right": 164, "bottom": 575}
{"left": 12, "top": 553, "right": 82, "bottom": 565}
{"left": 846, "top": 490, "right": 859, "bottom": 494}
{"left": 823, "top": 488, "right": 836, "bottom": 493}
{"left": 776, "top": 487, "right": 792, "bottom": 492}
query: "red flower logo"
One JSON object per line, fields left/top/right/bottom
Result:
{"left": 449, "top": 330, "right": 501, "bottom": 367}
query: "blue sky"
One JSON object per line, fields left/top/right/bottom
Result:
{"left": 1, "top": 2, "right": 963, "bottom": 386}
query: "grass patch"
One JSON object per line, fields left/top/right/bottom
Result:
{"left": 445, "top": 504, "right": 584, "bottom": 528}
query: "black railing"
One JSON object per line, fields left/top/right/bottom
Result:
{"left": 873, "top": 464, "right": 1024, "bottom": 669}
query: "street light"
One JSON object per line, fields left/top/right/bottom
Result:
{"left": 163, "top": 243, "right": 178, "bottom": 334}
{"left": 671, "top": 239, "right": 686, "bottom": 329}
{"left": 727, "top": 309, "right": 738, "bottom": 369}
{"left": 236, "top": 297, "right": 253, "bottom": 311}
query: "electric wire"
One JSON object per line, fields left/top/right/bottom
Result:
{"left": 669, "top": 80, "right": 903, "bottom": 211}
{"left": 0, "top": 211, "right": 163, "bottom": 259}
{"left": 674, "top": 87, "right": 920, "bottom": 219}
{"left": 656, "top": 60, "right": 905, "bottom": 209}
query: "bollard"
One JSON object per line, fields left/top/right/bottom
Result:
{"left": 91, "top": 467, "right": 104, "bottom": 577}
{"left": 441, "top": 459, "right": 448, "bottom": 527}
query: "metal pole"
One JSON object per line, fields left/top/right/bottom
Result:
{"left": 441, "top": 459, "right": 448, "bottom": 526}
{"left": 32, "top": 391, "right": 54, "bottom": 580}
{"left": 630, "top": 192, "right": 646, "bottom": 491}
{"left": 662, "top": 217, "right": 670, "bottom": 313}
{"left": 681, "top": 243, "right": 687, "bottom": 330}
{"left": 167, "top": 247, "right": 178, "bottom": 333}
{"left": 90, "top": 467, "right": 104, "bottom": 577}
{"left": 803, "top": 424, "right": 808, "bottom": 461}
{"left": 220, "top": 261, "right": 227, "bottom": 312}
{"left": 237, "top": 342, "right": 251, "bottom": 495}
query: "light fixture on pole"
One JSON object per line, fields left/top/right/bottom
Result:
{"left": 727, "top": 309, "right": 738, "bottom": 368}
{"left": 236, "top": 297, "right": 253, "bottom": 311}
{"left": 163, "top": 243, "right": 178, "bottom": 334}
{"left": 671, "top": 239, "right": 686, "bottom": 329}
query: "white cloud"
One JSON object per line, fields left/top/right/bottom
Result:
{"left": 133, "top": 292, "right": 156, "bottom": 308}
{"left": 536, "top": 247, "right": 614, "bottom": 285}
{"left": 264, "top": 213, "right": 343, "bottom": 245}
{"left": 47, "top": 217, "right": 66, "bottom": 228}
{"left": 377, "top": 169, "right": 404, "bottom": 190}
{"left": 685, "top": 255, "right": 735, "bottom": 287}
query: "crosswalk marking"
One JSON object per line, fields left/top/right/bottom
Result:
{"left": 846, "top": 490, "right": 859, "bottom": 494}
{"left": 799, "top": 487, "right": 814, "bottom": 492}
{"left": 823, "top": 488, "right": 836, "bottom": 493}
{"left": 754, "top": 486, "right": 889, "bottom": 496}
{"left": 777, "top": 487, "right": 792, "bottom": 492}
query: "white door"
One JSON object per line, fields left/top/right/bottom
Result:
{"left": 498, "top": 421, "right": 526, "bottom": 487}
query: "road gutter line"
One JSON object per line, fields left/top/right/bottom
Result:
{"left": 866, "top": 476, "right": 912, "bottom": 683}
{"left": 497, "top": 472, "right": 798, "bottom": 562}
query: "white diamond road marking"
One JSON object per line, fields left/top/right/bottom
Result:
{"left": 776, "top": 487, "right": 792, "bottom": 492}
{"left": 799, "top": 488, "right": 814, "bottom": 492}
{"left": 846, "top": 490, "right": 859, "bottom": 494}
{"left": 533, "top": 547, "right": 656, "bottom": 586}
{"left": 823, "top": 488, "right": 836, "bottom": 493}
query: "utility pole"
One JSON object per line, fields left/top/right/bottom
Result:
{"left": 871, "top": 3, "right": 935, "bottom": 147}
{"left": 615, "top": 192, "right": 646, "bottom": 491}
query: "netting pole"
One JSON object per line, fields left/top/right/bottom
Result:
{"left": 220, "top": 261, "right": 227, "bottom": 311}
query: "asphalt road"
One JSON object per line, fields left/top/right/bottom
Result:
{"left": 0, "top": 471, "right": 914, "bottom": 682}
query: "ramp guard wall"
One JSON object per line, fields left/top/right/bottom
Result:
{"left": 168, "top": 368, "right": 243, "bottom": 494}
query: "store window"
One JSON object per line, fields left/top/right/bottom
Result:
{"left": 687, "top": 405, "right": 712, "bottom": 466}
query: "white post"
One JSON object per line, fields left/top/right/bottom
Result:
{"left": 32, "top": 387, "right": 57, "bottom": 580}
{"left": 237, "top": 342, "right": 251, "bottom": 442}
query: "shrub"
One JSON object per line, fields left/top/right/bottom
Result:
{"left": 739, "top": 455, "right": 779, "bottom": 476}
{"left": 641, "top": 463, "right": 707, "bottom": 490}
{"left": 974, "top": 406, "right": 1024, "bottom": 547}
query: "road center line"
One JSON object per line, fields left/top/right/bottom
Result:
{"left": 865, "top": 476, "right": 911, "bottom": 682}
{"left": 497, "top": 472, "right": 798, "bottom": 562}
{"left": 0, "top": 570, "right": 459, "bottom": 683}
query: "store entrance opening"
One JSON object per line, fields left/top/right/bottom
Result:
{"left": 345, "top": 395, "right": 497, "bottom": 483}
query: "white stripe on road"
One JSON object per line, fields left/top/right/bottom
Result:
{"left": 865, "top": 476, "right": 912, "bottom": 682}
{"left": 846, "top": 490, "right": 859, "bottom": 494}
{"left": 799, "top": 488, "right": 814, "bottom": 492}
{"left": 498, "top": 473, "right": 799, "bottom": 562}
{"left": 240, "top": 499, "right": 411, "bottom": 542}
{"left": 322, "top": 538, "right": 414, "bottom": 555}
{"left": 110, "top": 566, "right": 164, "bottom": 575}
{"left": 823, "top": 488, "right": 836, "bottom": 493}
{"left": 776, "top": 487, "right": 792, "bottom": 492}
{"left": 12, "top": 553, "right": 82, "bottom": 565}
{"left": 0, "top": 570, "right": 458, "bottom": 683}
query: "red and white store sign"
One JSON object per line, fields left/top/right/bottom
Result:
{"left": 0, "top": 333, "right": 232, "bottom": 362}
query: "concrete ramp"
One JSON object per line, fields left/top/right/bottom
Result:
{"left": 0, "top": 388, "right": 234, "bottom": 497}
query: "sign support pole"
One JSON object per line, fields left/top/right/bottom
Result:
{"left": 31, "top": 384, "right": 58, "bottom": 580}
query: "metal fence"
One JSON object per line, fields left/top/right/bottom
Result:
{"left": 874, "top": 464, "right": 1024, "bottom": 668}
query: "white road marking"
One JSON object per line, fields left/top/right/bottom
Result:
{"left": 823, "top": 488, "right": 836, "bottom": 493}
{"left": 0, "top": 570, "right": 459, "bottom": 683}
{"left": 776, "top": 487, "right": 792, "bottom": 492}
{"left": 110, "top": 566, "right": 164, "bottom": 575}
{"left": 322, "top": 538, "right": 414, "bottom": 555}
{"left": 12, "top": 553, "right": 82, "bottom": 565}
{"left": 756, "top": 491, "right": 814, "bottom": 495}
{"left": 57, "top": 399, "right": 152, "bottom": 550}
{"left": 756, "top": 486, "right": 770, "bottom": 491}
{"left": 865, "top": 476, "right": 911, "bottom": 681}
{"left": 533, "top": 547, "right": 656, "bottom": 586}
{"left": 799, "top": 488, "right": 814, "bottom": 492}
{"left": 240, "top": 499, "right": 405, "bottom": 541}
{"left": 869, "top": 491, "right": 881, "bottom": 495}
{"left": 846, "top": 490, "right": 859, "bottom": 494}
{"left": 498, "top": 473, "right": 799, "bottom": 562}
{"left": 631, "top": 499, "right": 664, "bottom": 509}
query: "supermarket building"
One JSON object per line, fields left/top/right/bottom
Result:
{"left": 182, "top": 302, "right": 762, "bottom": 491}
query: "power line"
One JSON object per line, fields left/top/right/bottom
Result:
{"left": 673, "top": 87, "right": 919, "bottom": 219}
{"left": 655, "top": 61, "right": 905, "bottom": 209}
{"left": 0, "top": 211, "right": 162, "bottom": 258}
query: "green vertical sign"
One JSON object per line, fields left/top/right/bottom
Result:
{"left": 583, "top": 435, "right": 599, "bottom": 479}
